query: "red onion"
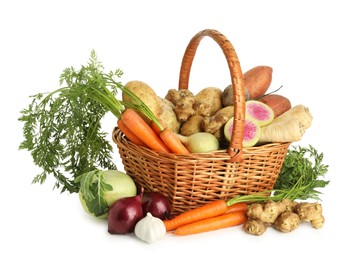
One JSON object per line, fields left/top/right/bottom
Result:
{"left": 141, "top": 191, "right": 171, "bottom": 220}
{"left": 107, "top": 194, "right": 143, "bottom": 234}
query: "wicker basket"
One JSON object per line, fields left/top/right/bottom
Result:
{"left": 112, "top": 29, "right": 291, "bottom": 214}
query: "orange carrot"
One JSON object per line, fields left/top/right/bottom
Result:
{"left": 121, "top": 108, "right": 170, "bottom": 153}
{"left": 159, "top": 128, "right": 190, "bottom": 155}
{"left": 163, "top": 200, "right": 228, "bottom": 231}
{"left": 225, "top": 202, "right": 248, "bottom": 214}
{"left": 150, "top": 120, "right": 189, "bottom": 155}
{"left": 117, "top": 119, "right": 147, "bottom": 147}
{"left": 174, "top": 211, "right": 247, "bottom": 236}
{"left": 150, "top": 120, "right": 162, "bottom": 135}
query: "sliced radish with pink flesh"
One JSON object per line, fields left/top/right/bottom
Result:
{"left": 246, "top": 100, "right": 274, "bottom": 126}
{"left": 224, "top": 116, "right": 261, "bottom": 147}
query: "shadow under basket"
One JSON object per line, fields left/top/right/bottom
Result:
{"left": 112, "top": 29, "right": 291, "bottom": 215}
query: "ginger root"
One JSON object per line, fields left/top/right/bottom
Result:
{"left": 179, "top": 114, "right": 204, "bottom": 136}
{"left": 165, "top": 89, "right": 196, "bottom": 122}
{"left": 201, "top": 106, "right": 234, "bottom": 134}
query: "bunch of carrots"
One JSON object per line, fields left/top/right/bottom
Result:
{"left": 163, "top": 200, "right": 248, "bottom": 236}
{"left": 118, "top": 108, "right": 190, "bottom": 154}
{"left": 86, "top": 73, "right": 190, "bottom": 155}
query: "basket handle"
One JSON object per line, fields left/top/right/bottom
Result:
{"left": 178, "top": 29, "right": 245, "bottom": 162}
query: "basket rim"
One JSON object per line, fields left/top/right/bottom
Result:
{"left": 112, "top": 127, "right": 291, "bottom": 161}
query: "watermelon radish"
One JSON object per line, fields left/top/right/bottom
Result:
{"left": 224, "top": 116, "right": 261, "bottom": 147}
{"left": 246, "top": 100, "right": 274, "bottom": 126}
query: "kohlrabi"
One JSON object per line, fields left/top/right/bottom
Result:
{"left": 77, "top": 169, "right": 137, "bottom": 218}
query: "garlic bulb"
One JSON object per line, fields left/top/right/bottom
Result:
{"left": 135, "top": 212, "right": 166, "bottom": 244}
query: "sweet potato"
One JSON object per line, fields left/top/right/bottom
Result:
{"left": 244, "top": 66, "right": 273, "bottom": 99}
{"left": 258, "top": 94, "right": 291, "bottom": 118}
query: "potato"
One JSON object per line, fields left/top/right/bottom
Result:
{"left": 157, "top": 98, "right": 181, "bottom": 133}
{"left": 221, "top": 84, "right": 251, "bottom": 107}
{"left": 244, "top": 66, "right": 273, "bottom": 99}
{"left": 258, "top": 94, "right": 291, "bottom": 118}
{"left": 193, "top": 87, "right": 223, "bottom": 117}
{"left": 122, "top": 80, "right": 161, "bottom": 123}
{"left": 122, "top": 80, "right": 181, "bottom": 132}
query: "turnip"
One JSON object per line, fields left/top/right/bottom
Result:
{"left": 78, "top": 170, "right": 137, "bottom": 218}
{"left": 176, "top": 132, "right": 219, "bottom": 153}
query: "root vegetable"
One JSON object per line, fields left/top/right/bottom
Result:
{"left": 174, "top": 211, "right": 247, "bottom": 236}
{"left": 121, "top": 109, "right": 171, "bottom": 153}
{"left": 221, "top": 84, "right": 251, "bottom": 107}
{"left": 202, "top": 106, "right": 234, "bottom": 134}
{"left": 274, "top": 211, "right": 301, "bottom": 232}
{"left": 157, "top": 98, "right": 181, "bottom": 133}
{"left": 272, "top": 104, "right": 313, "bottom": 129}
{"left": 243, "top": 219, "right": 268, "bottom": 236}
{"left": 123, "top": 81, "right": 181, "bottom": 133}
{"left": 180, "top": 114, "right": 204, "bottom": 136}
{"left": 117, "top": 119, "right": 147, "bottom": 147}
{"left": 258, "top": 94, "right": 292, "bottom": 118}
{"left": 193, "top": 87, "right": 223, "bottom": 117}
{"left": 163, "top": 200, "right": 228, "bottom": 232}
{"left": 159, "top": 128, "right": 190, "bottom": 154}
{"left": 247, "top": 200, "right": 287, "bottom": 225}
{"left": 259, "top": 118, "right": 306, "bottom": 143}
{"left": 165, "top": 89, "right": 196, "bottom": 122}
{"left": 122, "top": 80, "right": 160, "bottom": 123}
{"left": 245, "top": 100, "right": 274, "bottom": 127}
{"left": 176, "top": 132, "right": 219, "bottom": 153}
{"left": 294, "top": 202, "right": 325, "bottom": 229}
{"left": 258, "top": 104, "right": 312, "bottom": 143}
{"left": 243, "top": 66, "right": 273, "bottom": 99}
{"left": 243, "top": 200, "right": 325, "bottom": 235}
{"left": 280, "top": 198, "right": 298, "bottom": 212}
{"left": 224, "top": 116, "right": 261, "bottom": 147}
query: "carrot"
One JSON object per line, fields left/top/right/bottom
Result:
{"left": 150, "top": 120, "right": 190, "bottom": 155}
{"left": 159, "top": 128, "right": 190, "bottom": 155}
{"left": 117, "top": 119, "right": 147, "bottom": 147}
{"left": 225, "top": 202, "right": 248, "bottom": 214}
{"left": 163, "top": 200, "right": 228, "bottom": 231}
{"left": 174, "top": 211, "right": 247, "bottom": 236}
{"left": 150, "top": 120, "right": 162, "bottom": 135}
{"left": 120, "top": 108, "right": 171, "bottom": 153}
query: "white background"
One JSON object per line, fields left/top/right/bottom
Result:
{"left": 1, "top": 0, "right": 348, "bottom": 259}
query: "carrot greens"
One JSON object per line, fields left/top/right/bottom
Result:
{"left": 19, "top": 50, "right": 124, "bottom": 193}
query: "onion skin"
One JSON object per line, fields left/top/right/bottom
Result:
{"left": 142, "top": 192, "right": 172, "bottom": 220}
{"left": 108, "top": 195, "right": 143, "bottom": 234}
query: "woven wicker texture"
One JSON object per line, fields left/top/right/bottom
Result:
{"left": 112, "top": 29, "right": 291, "bottom": 214}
